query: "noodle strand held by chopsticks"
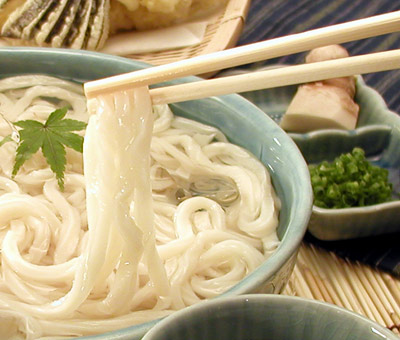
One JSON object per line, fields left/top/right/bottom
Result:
{"left": 84, "top": 87, "right": 170, "bottom": 315}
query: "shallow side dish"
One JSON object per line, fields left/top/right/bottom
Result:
{"left": 241, "top": 75, "right": 400, "bottom": 241}
{"left": 298, "top": 77, "right": 400, "bottom": 241}
{"left": 0, "top": 47, "right": 313, "bottom": 339}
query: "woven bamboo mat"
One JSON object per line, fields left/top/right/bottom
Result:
{"left": 283, "top": 243, "right": 400, "bottom": 335}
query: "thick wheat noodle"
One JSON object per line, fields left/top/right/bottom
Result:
{"left": 0, "top": 75, "right": 280, "bottom": 339}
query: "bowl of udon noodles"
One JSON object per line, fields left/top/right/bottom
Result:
{"left": 0, "top": 47, "right": 313, "bottom": 339}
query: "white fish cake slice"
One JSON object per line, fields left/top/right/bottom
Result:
{"left": 47, "top": 0, "right": 81, "bottom": 48}
{"left": 64, "top": 0, "right": 93, "bottom": 49}
{"left": 1, "top": 0, "right": 54, "bottom": 39}
{"left": 84, "top": 0, "right": 109, "bottom": 50}
{"left": 32, "top": 0, "right": 69, "bottom": 44}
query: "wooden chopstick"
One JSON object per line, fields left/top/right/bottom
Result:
{"left": 149, "top": 49, "right": 400, "bottom": 105}
{"left": 84, "top": 10, "right": 400, "bottom": 99}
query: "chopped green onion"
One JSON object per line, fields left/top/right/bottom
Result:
{"left": 309, "top": 147, "right": 393, "bottom": 209}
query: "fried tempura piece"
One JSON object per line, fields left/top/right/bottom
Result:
{"left": 109, "top": 0, "right": 227, "bottom": 33}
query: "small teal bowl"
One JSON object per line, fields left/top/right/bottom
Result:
{"left": 241, "top": 75, "right": 400, "bottom": 241}
{"left": 294, "top": 78, "right": 400, "bottom": 241}
{"left": 0, "top": 47, "right": 313, "bottom": 339}
{"left": 142, "top": 294, "right": 398, "bottom": 340}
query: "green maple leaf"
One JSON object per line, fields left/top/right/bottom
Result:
{"left": 12, "top": 107, "right": 87, "bottom": 191}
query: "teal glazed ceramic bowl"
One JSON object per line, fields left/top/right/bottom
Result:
{"left": 142, "top": 294, "right": 398, "bottom": 340}
{"left": 240, "top": 75, "right": 400, "bottom": 241}
{"left": 0, "top": 47, "right": 313, "bottom": 339}
{"left": 295, "top": 77, "right": 400, "bottom": 241}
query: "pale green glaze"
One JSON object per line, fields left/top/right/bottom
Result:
{"left": 142, "top": 294, "right": 399, "bottom": 340}
{"left": 0, "top": 47, "right": 313, "bottom": 339}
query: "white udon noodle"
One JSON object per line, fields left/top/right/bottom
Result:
{"left": 0, "top": 75, "right": 280, "bottom": 339}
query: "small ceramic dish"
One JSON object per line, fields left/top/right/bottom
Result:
{"left": 141, "top": 294, "right": 398, "bottom": 340}
{"left": 239, "top": 75, "right": 400, "bottom": 241}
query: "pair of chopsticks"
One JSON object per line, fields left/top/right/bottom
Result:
{"left": 84, "top": 10, "right": 400, "bottom": 104}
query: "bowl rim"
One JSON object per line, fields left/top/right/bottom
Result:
{"left": 142, "top": 294, "right": 399, "bottom": 340}
{"left": 312, "top": 199, "right": 400, "bottom": 214}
